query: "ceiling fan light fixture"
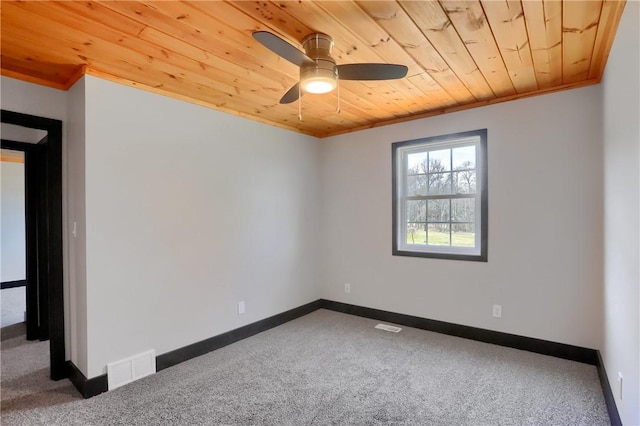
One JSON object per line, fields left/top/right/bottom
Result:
{"left": 300, "top": 67, "right": 337, "bottom": 94}
{"left": 300, "top": 33, "right": 338, "bottom": 95}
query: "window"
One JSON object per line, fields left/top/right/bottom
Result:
{"left": 392, "top": 129, "right": 487, "bottom": 261}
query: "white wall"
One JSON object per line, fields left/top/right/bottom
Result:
{"left": 602, "top": 2, "right": 640, "bottom": 424}
{"left": 81, "top": 75, "right": 321, "bottom": 378}
{"left": 1, "top": 159, "right": 26, "bottom": 282}
{"left": 319, "top": 85, "right": 604, "bottom": 350}
{"left": 1, "top": 77, "right": 68, "bottom": 122}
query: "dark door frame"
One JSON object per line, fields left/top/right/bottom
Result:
{"left": 2, "top": 139, "right": 43, "bottom": 341}
{"left": 1, "top": 109, "right": 66, "bottom": 381}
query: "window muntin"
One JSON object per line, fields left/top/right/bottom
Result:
{"left": 392, "top": 129, "right": 487, "bottom": 261}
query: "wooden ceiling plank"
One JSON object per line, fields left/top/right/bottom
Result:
{"left": 50, "top": 2, "right": 285, "bottom": 97}
{"left": 440, "top": 0, "right": 516, "bottom": 97}
{"left": 62, "top": 2, "right": 297, "bottom": 92}
{"left": 0, "top": 56, "right": 72, "bottom": 90}
{"left": 63, "top": 0, "right": 148, "bottom": 37}
{"left": 0, "top": 38, "right": 80, "bottom": 69}
{"left": 94, "top": 1, "right": 208, "bottom": 46}
{"left": 224, "top": 0, "right": 315, "bottom": 46}
{"left": 358, "top": 1, "right": 473, "bottom": 105}
{"left": 98, "top": 1, "right": 295, "bottom": 81}
{"left": 562, "top": 0, "right": 603, "bottom": 83}
{"left": 1, "top": 6, "right": 297, "bottom": 125}
{"left": 9, "top": 2, "right": 303, "bottom": 115}
{"left": 0, "top": 14, "right": 87, "bottom": 86}
{"left": 480, "top": 0, "right": 539, "bottom": 93}
{"left": 3, "top": 24, "right": 266, "bottom": 119}
{"left": 138, "top": 0, "right": 319, "bottom": 85}
{"left": 137, "top": 27, "right": 295, "bottom": 97}
{"left": 315, "top": 0, "right": 456, "bottom": 113}
{"left": 63, "top": 2, "right": 293, "bottom": 95}
{"left": 405, "top": 74, "right": 458, "bottom": 110}
{"left": 313, "top": 1, "right": 420, "bottom": 71}
{"left": 588, "top": 0, "right": 626, "bottom": 80}
{"left": 398, "top": 0, "right": 496, "bottom": 102}
{"left": 135, "top": 1, "right": 382, "bottom": 123}
{"left": 406, "top": 73, "right": 457, "bottom": 109}
{"left": 0, "top": 0, "right": 623, "bottom": 138}
{"left": 521, "top": 0, "right": 563, "bottom": 89}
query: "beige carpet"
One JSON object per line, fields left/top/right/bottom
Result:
{"left": 1, "top": 323, "right": 81, "bottom": 416}
{"left": 1, "top": 310, "right": 610, "bottom": 425}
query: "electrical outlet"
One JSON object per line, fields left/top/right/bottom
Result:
{"left": 344, "top": 283, "right": 351, "bottom": 294}
{"left": 618, "top": 372, "right": 623, "bottom": 400}
{"left": 492, "top": 304, "right": 502, "bottom": 318}
{"left": 238, "top": 301, "right": 245, "bottom": 315}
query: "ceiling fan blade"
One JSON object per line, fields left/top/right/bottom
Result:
{"left": 252, "top": 31, "right": 312, "bottom": 67}
{"left": 280, "top": 83, "right": 301, "bottom": 104}
{"left": 337, "top": 64, "right": 408, "bottom": 81}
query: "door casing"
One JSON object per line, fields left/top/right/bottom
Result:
{"left": 1, "top": 109, "right": 65, "bottom": 380}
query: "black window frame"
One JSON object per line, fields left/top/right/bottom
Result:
{"left": 392, "top": 129, "right": 488, "bottom": 262}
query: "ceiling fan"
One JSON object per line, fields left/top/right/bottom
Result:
{"left": 252, "top": 31, "right": 408, "bottom": 105}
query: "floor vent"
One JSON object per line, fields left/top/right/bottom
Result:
{"left": 107, "top": 349, "right": 156, "bottom": 390}
{"left": 375, "top": 323, "right": 402, "bottom": 333}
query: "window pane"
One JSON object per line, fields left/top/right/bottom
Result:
{"left": 452, "top": 145, "right": 476, "bottom": 170}
{"left": 452, "top": 223, "right": 475, "bottom": 247}
{"left": 453, "top": 171, "right": 476, "bottom": 194}
{"left": 451, "top": 198, "right": 475, "bottom": 222}
{"left": 406, "top": 223, "right": 426, "bottom": 245}
{"left": 428, "top": 172, "right": 452, "bottom": 195}
{"left": 429, "top": 149, "right": 451, "bottom": 172}
{"left": 427, "top": 223, "right": 450, "bottom": 246}
{"left": 407, "top": 152, "right": 428, "bottom": 175}
{"left": 392, "top": 129, "right": 486, "bottom": 260}
{"left": 407, "top": 175, "right": 428, "bottom": 196}
{"left": 406, "top": 200, "right": 426, "bottom": 223}
{"left": 427, "top": 199, "right": 449, "bottom": 222}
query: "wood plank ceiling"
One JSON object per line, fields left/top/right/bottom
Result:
{"left": 0, "top": 1, "right": 626, "bottom": 138}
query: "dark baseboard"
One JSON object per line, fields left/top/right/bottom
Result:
{"left": 67, "top": 361, "right": 108, "bottom": 398}
{"left": 319, "top": 299, "right": 599, "bottom": 365}
{"left": 72, "top": 296, "right": 622, "bottom": 426}
{"left": 156, "top": 299, "right": 323, "bottom": 371}
{"left": 1, "top": 280, "right": 26, "bottom": 289}
{"left": 596, "top": 351, "right": 622, "bottom": 426}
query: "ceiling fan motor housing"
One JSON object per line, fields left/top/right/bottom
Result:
{"left": 300, "top": 33, "right": 338, "bottom": 94}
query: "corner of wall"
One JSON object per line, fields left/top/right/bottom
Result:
{"left": 601, "top": 1, "right": 640, "bottom": 424}
{"left": 66, "top": 75, "right": 89, "bottom": 376}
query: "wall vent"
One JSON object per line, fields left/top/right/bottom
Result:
{"left": 375, "top": 323, "right": 402, "bottom": 333}
{"left": 107, "top": 349, "right": 156, "bottom": 390}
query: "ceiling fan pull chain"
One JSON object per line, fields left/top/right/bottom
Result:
{"left": 298, "top": 85, "right": 303, "bottom": 121}
{"left": 336, "top": 79, "right": 341, "bottom": 114}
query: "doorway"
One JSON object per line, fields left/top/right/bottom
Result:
{"left": 1, "top": 110, "right": 65, "bottom": 381}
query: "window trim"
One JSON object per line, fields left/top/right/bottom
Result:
{"left": 392, "top": 129, "right": 488, "bottom": 262}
